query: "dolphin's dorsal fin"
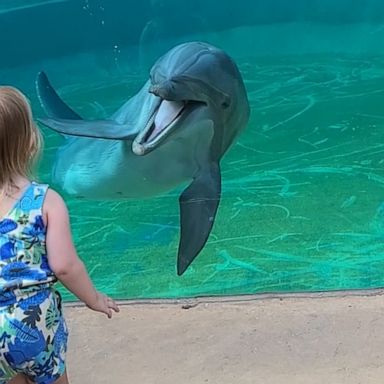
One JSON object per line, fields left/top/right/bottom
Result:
{"left": 36, "top": 71, "right": 82, "bottom": 120}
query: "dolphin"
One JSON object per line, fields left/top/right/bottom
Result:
{"left": 36, "top": 41, "right": 250, "bottom": 275}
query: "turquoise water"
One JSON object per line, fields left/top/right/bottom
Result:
{"left": 2, "top": 1, "right": 384, "bottom": 300}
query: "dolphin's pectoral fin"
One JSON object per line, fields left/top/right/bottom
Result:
{"left": 177, "top": 162, "right": 221, "bottom": 275}
{"left": 36, "top": 71, "right": 82, "bottom": 120}
{"left": 38, "top": 118, "right": 138, "bottom": 140}
{"left": 37, "top": 72, "right": 139, "bottom": 139}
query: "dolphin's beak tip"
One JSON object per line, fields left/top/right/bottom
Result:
{"left": 132, "top": 141, "right": 146, "bottom": 156}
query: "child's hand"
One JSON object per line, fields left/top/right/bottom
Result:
{"left": 87, "top": 292, "right": 120, "bottom": 318}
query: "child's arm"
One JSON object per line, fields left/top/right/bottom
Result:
{"left": 44, "top": 189, "right": 119, "bottom": 318}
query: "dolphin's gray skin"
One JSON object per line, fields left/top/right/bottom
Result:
{"left": 36, "top": 41, "right": 250, "bottom": 275}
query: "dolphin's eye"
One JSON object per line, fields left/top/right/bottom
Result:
{"left": 221, "top": 101, "right": 230, "bottom": 109}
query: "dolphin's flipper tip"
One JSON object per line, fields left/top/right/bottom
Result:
{"left": 177, "top": 163, "right": 221, "bottom": 276}
{"left": 177, "top": 253, "right": 198, "bottom": 276}
{"left": 177, "top": 260, "right": 188, "bottom": 276}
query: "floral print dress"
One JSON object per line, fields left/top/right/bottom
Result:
{"left": 0, "top": 182, "right": 68, "bottom": 384}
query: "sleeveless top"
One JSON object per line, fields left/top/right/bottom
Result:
{"left": 0, "top": 182, "right": 56, "bottom": 301}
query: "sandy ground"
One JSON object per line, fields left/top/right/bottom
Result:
{"left": 64, "top": 290, "right": 384, "bottom": 384}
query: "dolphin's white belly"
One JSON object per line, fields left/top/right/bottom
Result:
{"left": 53, "top": 136, "right": 199, "bottom": 199}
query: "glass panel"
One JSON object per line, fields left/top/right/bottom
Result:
{"left": 2, "top": 0, "right": 384, "bottom": 299}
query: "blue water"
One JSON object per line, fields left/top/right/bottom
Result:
{"left": 2, "top": 0, "right": 384, "bottom": 300}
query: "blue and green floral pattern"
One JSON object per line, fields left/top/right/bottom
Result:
{"left": 0, "top": 183, "right": 56, "bottom": 295}
{"left": 0, "top": 183, "right": 67, "bottom": 383}
{"left": 0, "top": 287, "right": 68, "bottom": 383}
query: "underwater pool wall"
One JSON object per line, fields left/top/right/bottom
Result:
{"left": 2, "top": 0, "right": 384, "bottom": 69}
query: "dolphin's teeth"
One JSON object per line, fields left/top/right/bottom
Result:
{"left": 144, "top": 112, "right": 156, "bottom": 133}
{"left": 132, "top": 109, "right": 156, "bottom": 156}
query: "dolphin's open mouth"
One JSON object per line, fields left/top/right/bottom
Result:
{"left": 132, "top": 99, "right": 188, "bottom": 155}
{"left": 147, "top": 99, "right": 185, "bottom": 142}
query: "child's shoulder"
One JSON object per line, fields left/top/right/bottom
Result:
{"left": 45, "top": 188, "right": 66, "bottom": 206}
{"left": 42, "top": 188, "right": 70, "bottom": 227}
{"left": 43, "top": 188, "right": 68, "bottom": 215}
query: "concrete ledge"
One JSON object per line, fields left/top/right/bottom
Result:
{"left": 65, "top": 291, "right": 384, "bottom": 383}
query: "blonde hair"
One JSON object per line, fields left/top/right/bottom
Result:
{"left": 0, "top": 86, "right": 42, "bottom": 192}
